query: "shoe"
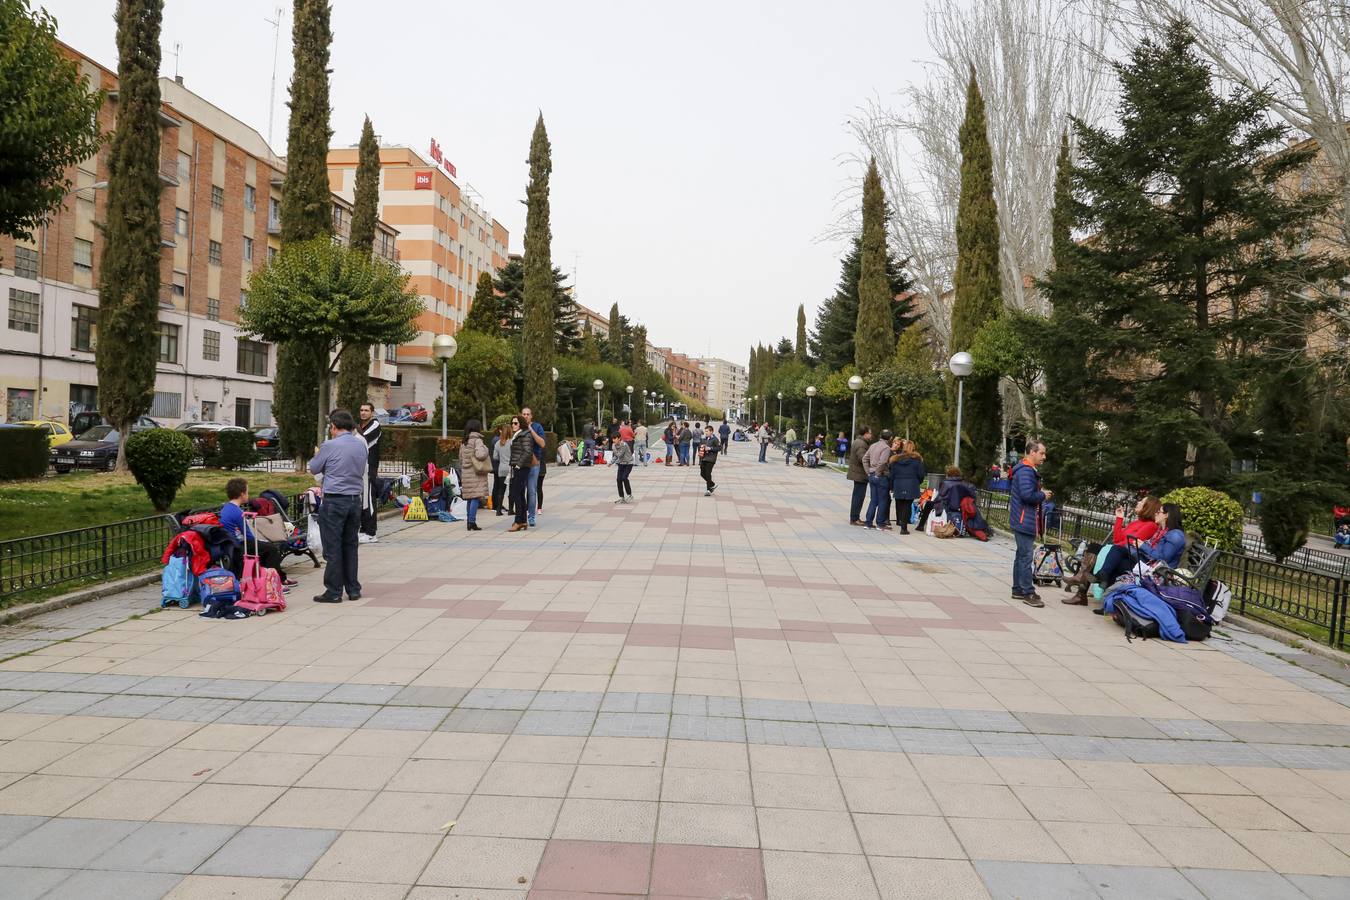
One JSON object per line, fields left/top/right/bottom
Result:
{"left": 528, "top": 519, "right": 536, "bottom": 527}
{"left": 880, "top": 525, "right": 892, "bottom": 531}
{"left": 704, "top": 490, "right": 711, "bottom": 496}
{"left": 1061, "top": 592, "right": 1087, "bottom": 606}
{"left": 496, "top": 510, "right": 504, "bottom": 517}
{"left": 850, "top": 520, "right": 865, "bottom": 527}
{"left": 358, "top": 533, "right": 377, "bottom": 544}
{"left": 1023, "top": 595, "right": 1045, "bottom": 608}
{"left": 899, "top": 527, "right": 909, "bottom": 535}
{"left": 467, "top": 522, "right": 481, "bottom": 531}
{"left": 346, "top": 593, "right": 362, "bottom": 602}
{"left": 508, "top": 523, "right": 527, "bottom": 532}
{"left": 865, "top": 525, "right": 876, "bottom": 530}
{"left": 313, "top": 594, "right": 341, "bottom": 603}
{"left": 282, "top": 578, "right": 298, "bottom": 587}
{"left": 537, "top": 507, "right": 543, "bottom": 513}
{"left": 709, "top": 483, "right": 717, "bottom": 493}
{"left": 615, "top": 498, "right": 626, "bottom": 504}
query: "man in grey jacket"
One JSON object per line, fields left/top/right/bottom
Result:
{"left": 847, "top": 427, "right": 874, "bottom": 525}
{"left": 863, "top": 429, "right": 894, "bottom": 530}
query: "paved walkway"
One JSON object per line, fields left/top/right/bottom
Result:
{"left": 1, "top": 450, "right": 1349, "bottom": 899}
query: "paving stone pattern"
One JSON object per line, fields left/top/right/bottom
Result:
{"left": 1, "top": 452, "right": 1349, "bottom": 898}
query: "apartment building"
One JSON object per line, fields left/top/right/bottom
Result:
{"left": 0, "top": 44, "right": 399, "bottom": 427}
{"left": 660, "top": 348, "right": 709, "bottom": 404}
{"left": 574, "top": 301, "right": 610, "bottom": 338}
{"left": 698, "top": 357, "right": 748, "bottom": 417}
{"left": 327, "top": 146, "right": 510, "bottom": 408}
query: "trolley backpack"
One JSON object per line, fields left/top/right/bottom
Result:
{"left": 1144, "top": 579, "right": 1212, "bottom": 641}
{"left": 161, "top": 548, "right": 197, "bottom": 609}
{"left": 236, "top": 516, "right": 286, "bottom": 615}
{"left": 197, "top": 567, "right": 240, "bottom": 604}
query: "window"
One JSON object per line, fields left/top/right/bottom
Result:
{"left": 13, "top": 246, "right": 38, "bottom": 280}
{"left": 172, "top": 270, "right": 186, "bottom": 299}
{"left": 211, "top": 185, "right": 224, "bottom": 210}
{"left": 71, "top": 304, "right": 97, "bottom": 351}
{"left": 234, "top": 397, "right": 251, "bottom": 428}
{"left": 158, "top": 322, "right": 180, "bottom": 363}
{"left": 244, "top": 184, "right": 256, "bottom": 211}
{"left": 202, "top": 329, "right": 220, "bottom": 361}
{"left": 73, "top": 238, "right": 93, "bottom": 272}
{"left": 69, "top": 384, "right": 97, "bottom": 420}
{"left": 384, "top": 343, "right": 397, "bottom": 363}
{"left": 239, "top": 290, "right": 249, "bottom": 310}
{"left": 237, "top": 339, "right": 268, "bottom": 376}
{"left": 243, "top": 236, "right": 253, "bottom": 262}
{"left": 150, "top": 391, "right": 182, "bottom": 419}
{"left": 269, "top": 197, "right": 280, "bottom": 225}
{"left": 206, "top": 297, "right": 219, "bottom": 321}
{"left": 177, "top": 151, "right": 191, "bottom": 182}
{"left": 175, "top": 208, "right": 189, "bottom": 236}
{"left": 7, "top": 288, "right": 39, "bottom": 333}
{"left": 253, "top": 398, "right": 272, "bottom": 425}
{"left": 333, "top": 206, "right": 345, "bottom": 229}
{"left": 208, "top": 240, "right": 221, "bottom": 265}
{"left": 266, "top": 246, "right": 276, "bottom": 262}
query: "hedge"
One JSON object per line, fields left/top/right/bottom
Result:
{"left": 125, "top": 429, "right": 196, "bottom": 511}
{"left": 0, "top": 427, "right": 50, "bottom": 480}
{"left": 216, "top": 430, "right": 259, "bottom": 469}
{"left": 1159, "top": 486, "right": 1243, "bottom": 551}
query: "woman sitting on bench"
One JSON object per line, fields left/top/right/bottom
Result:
{"left": 1084, "top": 503, "right": 1186, "bottom": 600}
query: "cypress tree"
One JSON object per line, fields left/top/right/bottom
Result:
{"left": 811, "top": 233, "right": 914, "bottom": 372}
{"left": 795, "top": 304, "right": 808, "bottom": 362}
{"left": 335, "top": 114, "right": 381, "bottom": 414}
{"left": 606, "top": 303, "right": 624, "bottom": 364}
{"left": 462, "top": 271, "right": 500, "bottom": 336}
{"left": 854, "top": 158, "right": 893, "bottom": 426}
{"left": 949, "top": 71, "right": 1004, "bottom": 477}
{"left": 580, "top": 322, "right": 601, "bottom": 363}
{"left": 97, "top": 0, "right": 163, "bottom": 472}
{"left": 521, "top": 114, "right": 556, "bottom": 427}
{"left": 629, "top": 324, "right": 648, "bottom": 413}
{"left": 1051, "top": 132, "right": 1072, "bottom": 272}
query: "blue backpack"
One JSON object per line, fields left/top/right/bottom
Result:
{"left": 161, "top": 551, "right": 197, "bottom": 609}
{"left": 197, "top": 567, "right": 241, "bottom": 604}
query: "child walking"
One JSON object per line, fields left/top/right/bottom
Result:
{"left": 612, "top": 435, "right": 635, "bottom": 504}
{"left": 699, "top": 425, "right": 720, "bottom": 496}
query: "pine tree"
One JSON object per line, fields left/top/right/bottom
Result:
{"left": 854, "top": 158, "right": 893, "bottom": 427}
{"left": 812, "top": 233, "right": 915, "bottom": 373}
{"left": 606, "top": 303, "right": 624, "bottom": 364}
{"left": 462, "top": 271, "right": 500, "bottom": 336}
{"left": 96, "top": 0, "right": 163, "bottom": 473}
{"left": 949, "top": 71, "right": 1004, "bottom": 477}
{"left": 553, "top": 283, "right": 581, "bottom": 353}
{"left": 336, "top": 114, "right": 381, "bottom": 414}
{"left": 521, "top": 114, "right": 556, "bottom": 428}
{"left": 795, "top": 304, "right": 808, "bottom": 363}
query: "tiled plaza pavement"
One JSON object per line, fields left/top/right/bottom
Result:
{"left": 1, "top": 451, "right": 1350, "bottom": 899}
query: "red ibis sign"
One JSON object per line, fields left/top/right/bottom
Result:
{"left": 429, "top": 139, "right": 457, "bottom": 177}
{"left": 414, "top": 171, "right": 433, "bottom": 190}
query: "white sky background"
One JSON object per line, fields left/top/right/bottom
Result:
{"left": 41, "top": 0, "right": 936, "bottom": 365}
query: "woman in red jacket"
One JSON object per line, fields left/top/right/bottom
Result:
{"left": 1062, "top": 496, "right": 1161, "bottom": 604}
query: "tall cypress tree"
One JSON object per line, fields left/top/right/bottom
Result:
{"left": 521, "top": 114, "right": 556, "bottom": 428}
{"left": 949, "top": 71, "right": 1004, "bottom": 476}
{"left": 97, "top": 0, "right": 163, "bottom": 472}
{"left": 629, "top": 324, "right": 648, "bottom": 414}
{"left": 335, "top": 114, "right": 381, "bottom": 413}
{"left": 854, "top": 158, "right": 893, "bottom": 426}
{"left": 810, "top": 231, "right": 914, "bottom": 371}
{"left": 462, "top": 271, "right": 500, "bottom": 336}
{"left": 606, "top": 303, "right": 624, "bottom": 364}
{"left": 795, "top": 304, "right": 808, "bottom": 362}
{"left": 275, "top": 0, "right": 334, "bottom": 460}
{"left": 1050, "top": 132, "right": 1072, "bottom": 271}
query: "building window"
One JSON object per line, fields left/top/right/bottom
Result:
{"left": 208, "top": 240, "right": 222, "bottom": 265}
{"left": 239, "top": 290, "right": 249, "bottom": 310}
{"left": 73, "top": 238, "right": 93, "bottom": 273}
{"left": 269, "top": 197, "right": 280, "bottom": 226}
{"left": 244, "top": 184, "right": 256, "bottom": 211}
{"left": 71, "top": 304, "right": 97, "bottom": 351}
{"left": 158, "top": 322, "right": 180, "bottom": 363}
{"left": 150, "top": 390, "right": 182, "bottom": 419}
{"left": 243, "top": 236, "right": 253, "bottom": 262}
{"left": 175, "top": 208, "right": 189, "bottom": 236}
{"left": 172, "top": 270, "right": 186, "bottom": 299}
{"left": 253, "top": 398, "right": 272, "bottom": 425}
{"left": 333, "top": 206, "right": 345, "bottom": 229}
{"left": 384, "top": 343, "right": 397, "bottom": 363}
{"left": 13, "top": 246, "right": 38, "bottom": 280}
{"left": 202, "top": 329, "right": 220, "bottom": 361}
{"left": 206, "top": 297, "right": 219, "bottom": 321}
{"left": 237, "top": 339, "right": 268, "bottom": 376}
{"left": 266, "top": 246, "right": 276, "bottom": 262}
{"left": 211, "top": 185, "right": 224, "bottom": 210}
{"left": 177, "top": 151, "right": 191, "bottom": 183}
{"left": 7, "top": 288, "right": 39, "bottom": 333}
{"left": 69, "top": 384, "right": 97, "bottom": 420}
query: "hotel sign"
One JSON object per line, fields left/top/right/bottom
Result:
{"left": 429, "top": 139, "right": 457, "bottom": 177}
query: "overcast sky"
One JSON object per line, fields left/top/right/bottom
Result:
{"left": 43, "top": 0, "right": 934, "bottom": 365}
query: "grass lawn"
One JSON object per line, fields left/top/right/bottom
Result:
{"left": 0, "top": 469, "right": 319, "bottom": 541}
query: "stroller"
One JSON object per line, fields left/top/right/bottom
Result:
{"left": 1032, "top": 502, "right": 1084, "bottom": 587}
{"left": 256, "top": 488, "right": 321, "bottom": 568}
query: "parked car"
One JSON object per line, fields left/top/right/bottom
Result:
{"left": 400, "top": 403, "right": 429, "bottom": 423}
{"left": 12, "top": 420, "right": 74, "bottom": 447}
{"left": 69, "top": 412, "right": 161, "bottom": 435}
{"left": 175, "top": 421, "right": 248, "bottom": 434}
{"left": 50, "top": 425, "right": 130, "bottom": 473}
{"left": 251, "top": 426, "right": 282, "bottom": 459}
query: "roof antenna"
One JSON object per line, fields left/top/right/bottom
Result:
{"left": 172, "top": 41, "right": 182, "bottom": 83}
{"left": 264, "top": 6, "right": 284, "bottom": 146}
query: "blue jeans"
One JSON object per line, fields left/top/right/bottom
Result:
{"left": 1013, "top": 530, "right": 1036, "bottom": 596}
{"left": 526, "top": 465, "right": 539, "bottom": 523}
{"left": 865, "top": 476, "right": 889, "bottom": 527}
{"left": 466, "top": 498, "right": 480, "bottom": 524}
{"left": 317, "top": 493, "right": 361, "bottom": 599}
{"left": 664, "top": 441, "right": 674, "bottom": 464}
{"left": 758, "top": 442, "right": 767, "bottom": 462}
{"left": 679, "top": 444, "right": 690, "bottom": 465}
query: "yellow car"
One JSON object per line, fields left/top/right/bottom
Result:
{"left": 16, "top": 420, "right": 74, "bottom": 447}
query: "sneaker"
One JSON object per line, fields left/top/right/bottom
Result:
{"left": 528, "top": 519, "right": 536, "bottom": 527}
{"left": 313, "top": 594, "right": 342, "bottom": 603}
{"left": 1022, "top": 595, "right": 1045, "bottom": 608}
{"left": 709, "top": 483, "right": 717, "bottom": 493}
{"left": 358, "top": 533, "right": 378, "bottom": 544}
{"left": 704, "top": 490, "right": 711, "bottom": 497}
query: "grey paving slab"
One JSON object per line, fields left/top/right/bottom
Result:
{"left": 668, "top": 713, "right": 748, "bottom": 742}
{"left": 214, "top": 699, "right": 312, "bottom": 726}
{"left": 81, "top": 694, "right": 174, "bottom": 719}
{"left": 976, "top": 860, "right": 1100, "bottom": 899}
{"left": 743, "top": 698, "right": 815, "bottom": 723}
{"left": 252, "top": 681, "right": 340, "bottom": 702}
{"left": 198, "top": 825, "right": 338, "bottom": 879}
{"left": 389, "top": 685, "right": 467, "bottom": 707}
{"left": 0, "top": 866, "right": 76, "bottom": 900}
{"left": 811, "top": 702, "right": 887, "bottom": 727}
{"left": 439, "top": 707, "right": 523, "bottom": 733}
{"left": 323, "top": 683, "right": 403, "bottom": 704}
{"left": 529, "top": 690, "right": 604, "bottom": 712}
{"left": 4, "top": 672, "right": 86, "bottom": 690}
{"left": 150, "top": 696, "right": 241, "bottom": 723}
{"left": 8, "top": 691, "right": 100, "bottom": 715}
{"left": 1180, "top": 868, "right": 1309, "bottom": 900}
{"left": 881, "top": 706, "right": 958, "bottom": 729}
{"left": 1038, "top": 735, "right": 1131, "bottom": 762}
{"left": 744, "top": 719, "right": 823, "bottom": 747}
{"left": 460, "top": 687, "right": 536, "bottom": 710}
{"left": 1258, "top": 744, "right": 1350, "bottom": 769}
{"left": 0, "top": 815, "right": 48, "bottom": 850}
{"left": 1018, "top": 712, "right": 1101, "bottom": 736}
{"left": 891, "top": 727, "right": 979, "bottom": 756}
{"left": 602, "top": 691, "right": 675, "bottom": 714}
{"left": 183, "top": 679, "right": 268, "bottom": 700}
{"left": 591, "top": 711, "right": 671, "bottom": 738}
{"left": 364, "top": 705, "right": 451, "bottom": 731}
{"left": 514, "top": 709, "right": 596, "bottom": 736}
{"left": 1147, "top": 719, "right": 1234, "bottom": 741}
{"left": 132, "top": 677, "right": 202, "bottom": 697}
{"left": 818, "top": 723, "right": 901, "bottom": 751}
{"left": 1091, "top": 716, "right": 1169, "bottom": 740}
{"left": 66, "top": 674, "right": 148, "bottom": 694}
{"left": 42, "top": 870, "right": 183, "bottom": 900}
{"left": 1078, "top": 865, "right": 1205, "bottom": 900}
{"left": 971, "top": 732, "right": 1054, "bottom": 759}
{"left": 92, "top": 821, "right": 239, "bottom": 873}
{"left": 288, "top": 702, "right": 378, "bottom": 729}
{"left": 0, "top": 690, "right": 40, "bottom": 711}
{"left": 673, "top": 693, "right": 743, "bottom": 718}
{"left": 0, "top": 817, "right": 140, "bottom": 868}
{"left": 1287, "top": 874, "right": 1350, "bottom": 900}
{"left": 949, "top": 709, "right": 1029, "bottom": 733}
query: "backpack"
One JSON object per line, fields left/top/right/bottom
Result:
{"left": 238, "top": 565, "right": 285, "bottom": 615}
{"left": 1204, "top": 579, "right": 1232, "bottom": 623}
{"left": 1110, "top": 597, "right": 1161, "bottom": 642}
{"left": 161, "top": 550, "right": 197, "bottom": 609}
{"left": 197, "top": 567, "right": 241, "bottom": 604}
{"left": 1149, "top": 582, "right": 1212, "bottom": 641}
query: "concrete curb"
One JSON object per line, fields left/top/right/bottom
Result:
{"left": 1222, "top": 612, "right": 1350, "bottom": 668}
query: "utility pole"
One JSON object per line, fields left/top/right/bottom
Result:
{"left": 265, "top": 6, "right": 284, "bottom": 146}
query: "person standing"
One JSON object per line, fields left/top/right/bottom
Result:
{"left": 863, "top": 429, "right": 893, "bottom": 530}
{"left": 757, "top": 422, "right": 772, "bottom": 463}
{"left": 521, "top": 407, "right": 546, "bottom": 527}
{"left": 507, "top": 416, "right": 534, "bottom": 532}
{"left": 699, "top": 424, "right": 720, "bottom": 495}
{"left": 607, "top": 417, "right": 621, "bottom": 441}
{"left": 612, "top": 434, "right": 635, "bottom": 503}
{"left": 357, "top": 403, "right": 382, "bottom": 544}
{"left": 835, "top": 431, "right": 849, "bottom": 466}
{"left": 491, "top": 424, "right": 511, "bottom": 516}
{"left": 619, "top": 419, "right": 635, "bottom": 453}
{"left": 308, "top": 410, "right": 368, "bottom": 603}
{"left": 678, "top": 421, "right": 693, "bottom": 466}
{"left": 847, "top": 427, "right": 873, "bottom": 525}
{"left": 635, "top": 420, "right": 649, "bottom": 467}
{"left": 890, "top": 439, "right": 924, "bottom": 535}
{"left": 1009, "top": 440, "right": 1051, "bottom": 607}
{"left": 663, "top": 420, "right": 676, "bottom": 466}
{"left": 718, "top": 420, "right": 731, "bottom": 453}
{"left": 458, "top": 419, "right": 489, "bottom": 532}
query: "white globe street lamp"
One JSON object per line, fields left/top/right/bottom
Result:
{"left": 593, "top": 379, "right": 605, "bottom": 427}
{"left": 805, "top": 386, "right": 817, "bottom": 444}
{"left": 776, "top": 392, "right": 784, "bottom": 433}
{"left": 948, "top": 351, "right": 974, "bottom": 470}
{"left": 433, "top": 333, "right": 458, "bottom": 439}
{"left": 848, "top": 374, "right": 863, "bottom": 440}
{"left": 625, "top": 385, "right": 634, "bottom": 417}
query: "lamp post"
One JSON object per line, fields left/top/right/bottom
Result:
{"left": 625, "top": 385, "right": 633, "bottom": 418}
{"left": 948, "top": 351, "right": 974, "bottom": 470}
{"left": 848, "top": 374, "right": 863, "bottom": 439}
{"left": 776, "top": 392, "right": 783, "bottom": 432}
{"left": 805, "top": 386, "right": 817, "bottom": 443}
{"left": 433, "top": 334, "right": 458, "bottom": 439}
{"left": 593, "top": 379, "right": 604, "bottom": 428}
{"left": 39, "top": 181, "right": 106, "bottom": 420}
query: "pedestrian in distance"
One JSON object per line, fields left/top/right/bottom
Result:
{"left": 635, "top": 419, "right": 649, "bottom": 466}
{"left": 521, "top": 407, "right": 546, "bottom": 526}
{"left": 308, "top": 409, "right": 368, "bottom": 603}
{"left": 490, "top": 423, "right": 511, "bottom": 516}
{"left": 890, "top": 439, "right": 924, "bottom": 535}
{"left": 835, "top": 431, "right": 849, "bottom": 467}
{"left": 612, "top": 434, "right": 635, "bottom": 503}
{"left": 718, "top": 419, "right": 731, "bottom": 453}
{"left": 863, "top": 429, "right": 893, "bottom": 530}
{"left": 678, "top": 421, "right": 693, "bottom": 466}
{"left": 757, "top": 422, "right": 772, "bottom": 463}
{"left": 507, "top": 415, "right": 535, "bottom": 533}
{"left": 1010, "top": 440, "right": 1052, "bottom": 607}
{"left": 699, "top": 424, "right": 720, "bottom": 495}
{"left": 619, "top": 419, "right": 635, "bottom": 453}
{"left": 663, "top": 420, "right": 676, "bottom": 467}
{"left": 357, "top": 402, "right": 381, "bottom": 543}
{"left": 458, "top": 419, "right": 489, "bottom": 532}
{"left": 847, "top": 427, "right": 874, "bottom": 525}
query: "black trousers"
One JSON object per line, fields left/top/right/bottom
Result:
{"left": 510, "top": 466, "right": 529, "bottom": 525}
{"left": 894, "top": 498, "right": 914, "bottom": 528}
{"left": 536, "top": 468, "right": 546, "bottom": 509}
{"left": 849, "top": 481, "right": 867, "bottom": 522}
{"left": 492, "top": 473, "right": 508, "bottom": 513}
{"left": 616, "top": 464, "right": 633, "bottom": 498}
{"left": 360, "top": 457, "right": 378, "bottom": 536}
{"left": 317, "top": 493, "right": 361, "bottom": 599}
{"left": 700, "top": 457, "right": 717, "bottom": 489}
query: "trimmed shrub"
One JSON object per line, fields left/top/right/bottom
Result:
{"left": 1159, "top": 486, "right": 1243, "bottom": 551}
{"left": 0, "top": 427, "right": 50, "bottom": 480}
{"left": 1256, "top": 484, "right": 1315, "bottom": 562}
{"left": 216, "top": 430, "right": 259, "bottom": 469}
{"left": 125, "top": 429, "right": 195, "bottom": 512}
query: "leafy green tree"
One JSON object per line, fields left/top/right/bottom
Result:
{"left": 431, "top": 329, "right": 516, "bottom": 430}
{"left": 0, "top": 0, "right": 104, "bottom": 254}
{"left": 96, "top": 0, "right": 162, "bottom": 473}
{"left": 970, "top": 311, "right": 1044, "bottom": 429}
{"left": 949, "top": 70, "right": 1004, "bottom": 479}
{"left": 522, "top": 115, "right": 556, "bottom": 428}
{"left": 775, "top": 337, "right": 794, "bottom": 361}
{"left": 855, "top": 158, "right": 894, "bottom": 427}
{"left": 462, "top": 271, "right": 500, "bottom": 336}
{"left": 795, "top": 304, "right": 808, "bottom": 362}
{"left": 891, "top": 323, "right": 951, "bottom": 462}
{"left": 810, "top": 233, "right": 915, "bottom": 372}
{"left": 496, "top": 255, "right": 578, "bottom": 353}
{"left": 336, "top": 115, "right": 382, "bottom": 414}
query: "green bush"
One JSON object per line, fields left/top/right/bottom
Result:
{"left": 215, "top": 430, "right": 259, "bottom": 469}
{"left": 0, "top": 427, "right": 50, "bottom": 480}
{"left": 125, "top": 429, "right": 195, "bottom": 511}
{"left": 1256, "top": 484, "right": 1315, "bottom": 562}
{"left": 189, "top": 431, "right": 220, "bottom": 467}
{"left": 1159, "top": 486, "right": 1243, "bottom": 551}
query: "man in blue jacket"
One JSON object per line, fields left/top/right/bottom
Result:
{"left": 1009, "top": 440, "right": 1052, "bottom": 607}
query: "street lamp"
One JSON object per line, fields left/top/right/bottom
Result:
{"left": 805, "top": 386, "right": 817, "bottom": 443}
{"left": 625, "top": 385, "right": 633, "bottom": 418}
{"left": 776, "top": 392, "right": 784, "bottom": 433}
{"left": 433, "top": 334, "right": 458, "bottom": 439}
{"left": 39, "top": 181, "right": 106, "bottom": 419}
{"left": 848, "top": 374, "right": 863, "bottom": 439}
{"left": 948, "top": 351, "right": 974, "bottom": 470}
{"left": 593, "top": 379, "right": 605, "bottom": 428}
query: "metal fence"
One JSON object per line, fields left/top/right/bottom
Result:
{"left": 977, "top": 489, "right": 1348, "bottom": 650}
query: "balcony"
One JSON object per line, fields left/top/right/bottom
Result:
{"left": 161, "top": 220, "right": 178, "bottom": 248}
{"left": 267, "top": 215, "right": 281, "bottom": 236}
{"left": 159, "top": 165, "right": 180, "bottom": 187}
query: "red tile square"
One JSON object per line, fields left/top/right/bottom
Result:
{"left": 778, "top": 619, "right": 830, "bottom": 632}
{"left": 531, "top": 839, "right": 651, "bottom": 895}
{"left": 782, "top": 630, "right": 836, "bottom": 644}
{"left": 626, "top": 634, "right": 681, "bottom": 648}
{"left": 733, "top": 627, "right": 785, "bottom": 642}
{"left": 528, "top": 620, "right": 581, "bottom": 633}
{"left": 650, "top": 844, "right": 765, "bottom": 899}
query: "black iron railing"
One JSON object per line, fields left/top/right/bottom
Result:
{"left": 0, "top": 515, "right": 178, "bottom": 603}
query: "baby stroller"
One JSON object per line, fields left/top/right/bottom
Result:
{"left": 1032, "top": 503, "right": 1083, "bottom": 587}
{"left": 256, "top": 488, "right": 321, "bottom": 568}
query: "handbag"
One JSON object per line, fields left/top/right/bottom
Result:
{"left": 471, "top": 451, "right": 492, "bottom": 476}
{"left": 251, "top": 513, "right": 288, "bottom": 543}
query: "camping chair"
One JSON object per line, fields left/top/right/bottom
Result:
{"left": 1151, "top": 536, "right": 1221, "bottom": 592}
